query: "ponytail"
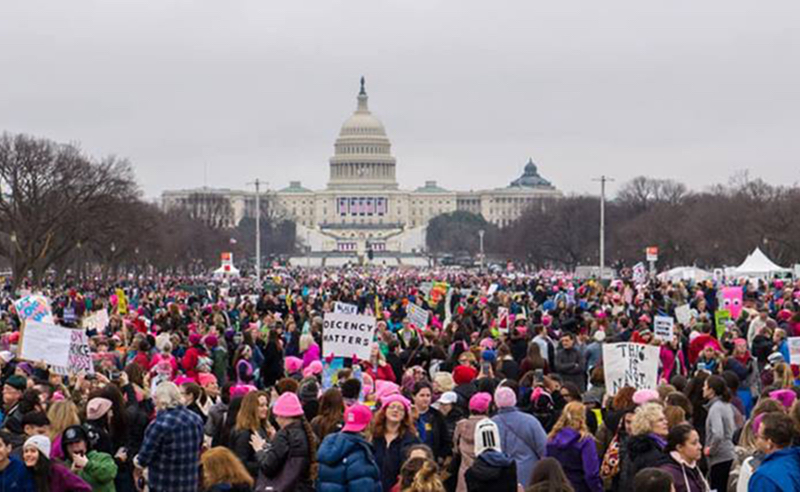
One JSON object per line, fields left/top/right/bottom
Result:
{"left": 301, "top": 417, "right": 318, "bottom": 481}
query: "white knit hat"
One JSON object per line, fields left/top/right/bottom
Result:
{"left": 473, "top": 418, "right": 502, "bottom": 456}
{"left": 24, "top": 435, "right": 51, "bottom": 458}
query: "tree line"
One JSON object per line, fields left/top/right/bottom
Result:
{"left": 0, "top": 133, "right": 296, "bottom": 287}
{"left": 428, "top": 174, "right": 800, "bottom": 270}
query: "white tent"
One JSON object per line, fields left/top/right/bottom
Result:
{"left": 732, "top": 247, "right": 790, "bottom": 278}
{"left": 657, "top": 266, "right": 713, "bottom": 283}
{"left": 213, "top": 265, "right": 240, "bottom": 278}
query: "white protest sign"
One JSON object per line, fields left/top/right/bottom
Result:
{"left": 407, "top": 304, "right": 430, "bottom": 330}
{"left": 497, "top": 306, "right": 509, "bottom": 333}
{"left": 653, "top": 315, "right": 675, "bottom": 343}
{"left": 487, "top": 284, "right": 499, "bottom": 296}
{"left": 602, "top": 342, "right": 660, "bottom": 395}
{"left": 82, "top": 310, "right": 110, "bottom": 332}
{"left": 334, "top": 302, "right": 358, "bottom": 315}
{"left": 322, "top": 312, "right": 376, "bottom": 361}
{"left": 14, "top": 295, "right": 54, "bottom": 324}
{"left": 788, "top": 337, "right": 800, "bottom": 365}
{"left": 419, "top": 282, "right": 433, "bottom": 297}
{"left": 675, "top": 304, "right": 692, "bottom": 326}
{"left": 632, "top": 262, "right": 647, "bottom": 285}
{"left": 52, "top": 329, "right": 95, "bottom": 376}
{"left": 19, "top": 320, "right": 72, "bottom": 368}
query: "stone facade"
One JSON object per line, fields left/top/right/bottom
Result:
{"left": 161, "top": 79, "right": 561, "bottom": 255}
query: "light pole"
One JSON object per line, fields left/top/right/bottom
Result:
{"left": 478, "top": 229, "right": 485, "bottom": 270}
{"left": 248, "top": 179, "right": 267, "bottom": 287}
{"left": 593, "top": 176, "right": 614, "bottom": 281}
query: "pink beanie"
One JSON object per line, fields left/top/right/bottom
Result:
{"left": 302, "top": 360, "right": 323, "bottom": 378}
{"left": 285, "top": 356, "right": 303, "bottom": 374}
{"left": 769, "top": 389, "right": 797, "bottom": 409}
{"left": 495, "top": 387, "right": 517, "bottom": 408}
{"left": 374, "top": 380, "right": 400, "bottom": 401}
{"left": 197, "top": 373, "right": 217, "bottom": 388}
{"left": 380, "top": 393, "right": 411, "bottom": 413}
{"left": 230, "top": 384, "right": 257, "bottom": 398}
{"left": 633, "top": 389, "right": 660, "bottom": 406}
{"left": 469, "top": 392, "right": 492, "bottom": 413}
{"left": 272, "top": 392, "right": 305, "bottom": 418}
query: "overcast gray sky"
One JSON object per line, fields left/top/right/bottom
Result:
{"left": 1, "top": 1, "right": 798, "bottom": 200}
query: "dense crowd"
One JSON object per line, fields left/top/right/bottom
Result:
{"left": 0, "top": 267, "right": 798, "bottom": 492}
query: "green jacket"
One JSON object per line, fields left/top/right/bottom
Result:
{"left": 68, "top": 450, "right": 118, "bottom": 492}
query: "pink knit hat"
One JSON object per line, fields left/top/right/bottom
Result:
{"left": 303, "top": 360, "right": 323, "bottom": 378}
{"left": 769, "top": 389, "right": 797, "bottom": 409}
{"left": 633, "top": 389, "right": 660, "bottom": 406}
{"left": 285, "top": 356, "right": 303, "bottom": 374}
{"left": 469, "top": 392, "right": 492, "bottom": 413}
{"left": 380, "top": 393, "right": 411, "bottom": 413}
{"left": 272, "top": 392, "right": 305, "bottom": 418}
{"left": 197, "top": 373, "right": 217, "bottom": 388}
{"left": 494, "top": 387, "right": 517, "bottom": 408}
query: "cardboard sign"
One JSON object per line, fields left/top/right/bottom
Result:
{"left": 322, "top": 312, "right": 376, "bottom": 361}
{"left": 633, "top": 262, "right": 647, "bottom": 285}
{"left": 14, "top": 295, "right": 54, "bottom": 324}
{"left": 788, "top": 337, "right": 800, "bottom": 365}
{"left": 19, "top": 321, "right": 72, "bottom": 368}
{"left": 653, "top": 315, "right": 675, "bottom": 343}
{"left": 334, "top": 302, "right": 358, "bottom": 315}
{"left": 714, "top": 309, "right": 732, "bottom": 340}
{"left": 52, "top": 329, "right": 95, "bottom": 376}
{"left": 602, "top": 342, "right": 660, "bottom": 395}
{"left": 82, "top": 310, "right": 109, "bottom": 333}
{"left": 675, "top": 304, "right": 692, "bottom": 326}
{"left": 407, "top": 304, "right": 430, "bottom": 330}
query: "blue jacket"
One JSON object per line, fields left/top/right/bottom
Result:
{"left": 492, "top": 407, "right": 547, "bottom": 487}
{"left": 316, "top": 431, "right": 382, "bottom": 492}
{"left": 748, "top": 446, "right": 800, "bottom": 492}
{"left": 0, "top": 456, "right": 35, "bottom": 492}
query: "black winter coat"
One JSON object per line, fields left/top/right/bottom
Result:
{"left": 255, "top": 421, "right": 314, "bottom": 492}
{"left": 618, "top": 434, "right": 669, "bottom": 492}
{"left": 465, "top": 451, "right": 518, "bottom": 492}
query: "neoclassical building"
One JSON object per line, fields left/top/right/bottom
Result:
{"left": 162, "top": 79, "right": 561, "bottom": 261}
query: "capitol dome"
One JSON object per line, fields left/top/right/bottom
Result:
{"left": 328, "top": 78, "right": 398, "bottom": 190}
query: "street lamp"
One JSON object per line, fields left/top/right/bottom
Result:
{"left": 478, "top": 229, "right": 485, "bottom": 270}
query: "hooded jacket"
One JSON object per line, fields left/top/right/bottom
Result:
{"left": 491, "top": 407, "right": 547, "bottom": 487}
{"left": 704, "top": 397, "right": 737, "bottom": 467}
{"left": 617, "top": 433, "right": 669, "bottom": 492}
{"left": 464, "top": 450, "right": 518, "bottom": 492}
{"left": 316, "top": 431, "right": 381, "bottom": 492}
{"left": 545, "top": 428, "right": 603, "bottom": 492}
{"left": 748, "top": 446, "right": 800, "bottom": 492}
{"left": 658, "top": 452, "right": 709, "bottom": 492}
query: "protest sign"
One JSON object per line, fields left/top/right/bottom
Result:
{"left": 63, "top": 307, "right": 76, "bottom": 324}
{"left": 52, "top": 329, "right": 95, "bottom": 376}
{"left": 407, "top": 304, "right": 429, "bottom": 329}
{"left": 334, "top": 302, "right": 358, "bottom": 315}
{"left": 602, "top": 342, "right": 659, "bottom": 395}
{"left": 82, "top": 310, "right": 109, "bottom": 332}
{"left": 116, "top": 288, "right": 128, "bottom": 315}
{"left": 14, "top": 295, "right": 54, "bottom": 324}
{"left": 497, "top": 306, "right": 509, "bottom": 334}
{"left": 632, "top": 262, "right": 647, "bottom": 285}
{"left": 714, "top": 309, "right": 731, "bottom": 340}
{"left": 653, "top": 315, "right": 675, "bottom": 343}
{"left": 419, "top": 282, "right": 433, "bottom": 297}
{"left": 487, "top": 284, "right": 498, "bottom": 296}
{"left": 788, "top": 337, "right": 800, "bottom": 365}
{"left": 675, "top": 304, "right": 692, "bottom": 326}
{"left": 19, "top": 321, "right": 72, "bottom": 368}
{"left": 322, "top": 312, "right": 376, "bottom": 361}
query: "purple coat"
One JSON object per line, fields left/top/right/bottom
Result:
{"left": 49, "top": 463, "right": 91, "bottom": 492}
{"left": 546, "top": 428, "right": 603, "bottom": 492}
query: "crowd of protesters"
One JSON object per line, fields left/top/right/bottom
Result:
{"left": 0, "top": 267, "right": 798, "bottom": 492}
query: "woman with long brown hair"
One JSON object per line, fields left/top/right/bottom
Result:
{"left": 310, "top": 388, "right": 345, "bottom": 440}
{"left": 545, "top": 401, "right": 603, "bottom": 492}
{"left": 370, "top": 394, "right": 421, "bottom": 492}
{"left": 230, "top": 390, "right": 270, "bottom": 478}
{"left": 249, "top": 392, "right": 317, "bottom": 492}
{"left": 201, "top": 446, "right": 254, "bottom": 492}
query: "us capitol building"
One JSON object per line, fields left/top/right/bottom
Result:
{"left": 162, "top": 78, "right": 562, "bottom": 265}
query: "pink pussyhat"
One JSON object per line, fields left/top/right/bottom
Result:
{"left": 272, "top": 392, "right": 305, "bottom": 418}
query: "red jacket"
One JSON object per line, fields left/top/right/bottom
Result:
{"left": 182, "top": 346, "right": 206, "bottom": 379}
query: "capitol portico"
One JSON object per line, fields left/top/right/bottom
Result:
{"left": 162, "top": 78, "right": 562, "bottom": 265}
